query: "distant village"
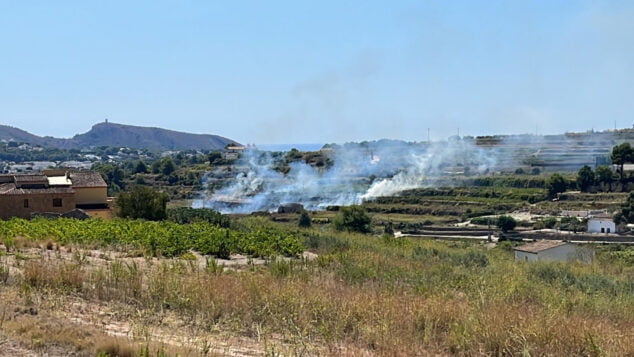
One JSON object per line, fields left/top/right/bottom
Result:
{"left": 0, "top": 139, "right": 153, "bottom": 174}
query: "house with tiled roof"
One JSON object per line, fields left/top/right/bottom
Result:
{"left": 0, "top": 170, "right": 107, "bottom": 219}
{"left": 513, "top": 240, "right": 594, "bottom": 263}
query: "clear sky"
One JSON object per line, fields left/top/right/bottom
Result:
{"left": 1, "top": 1, "right": 633, "bottom": 144}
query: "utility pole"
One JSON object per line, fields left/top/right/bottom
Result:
{"left": 487, "top": 218, "right": 492, "bottom": 242}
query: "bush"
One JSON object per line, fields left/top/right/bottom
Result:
{"left": 496, "top": 215, "right": 517, "bottom": 232}
{"left": 298, "top": 211, "right": 312, "bottom": 228}
{"left": 546, "top": 173, "right": 567, "bottom": 198}
{"left": 116, "top": 186, "right": 169, "bottom": 221}
{"left": 533, "top": 217, "right": 557, "bottom": 229}
{"left": 332, "top": 205, "right": 372, "bottom": 233}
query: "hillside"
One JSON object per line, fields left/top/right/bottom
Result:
{"left": 0, "top": 122, "right": 238, "bottom": 151}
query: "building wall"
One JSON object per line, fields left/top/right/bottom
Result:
{"left": 515, "top": 244, "right": 594, "bottom": 263}
{"left": 74, "top": 187, "right": 107, "bottom": 206}
{"left": 515, "top": 251, "right": 538, "bottom": 262}
{"left": 588, "top": 219, "right": 616, "bottom": 233}
{"left": 222, "top": 152, "right": 240, "bottom": 160}
{"left": 0, "top": 193, "right": 75, "bottom": 219}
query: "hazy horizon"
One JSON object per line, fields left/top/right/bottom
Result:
{"left": 2, "top": 1, "right": 633, "bottom": 144}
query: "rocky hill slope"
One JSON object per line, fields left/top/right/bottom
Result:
{"left": 0, "top": 122, "right": 238, "bottom": 151}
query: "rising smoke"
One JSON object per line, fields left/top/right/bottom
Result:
{"left": 195, "top": 138, "right": 502, "bottom": 213}
{"left": 193, "top": 131, "right": 616, "bottom": 214}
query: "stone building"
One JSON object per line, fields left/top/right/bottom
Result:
{"left": 514, "top": 240, "right": 594, "bottom": 263}
{"left": 0, "top": 170, "right": 107, "bottom": 219}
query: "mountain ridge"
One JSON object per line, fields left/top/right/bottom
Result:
{"left": 0, "top": 121, "right": 239, "bottom": 151}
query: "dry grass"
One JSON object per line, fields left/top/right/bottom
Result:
{"left": 1, "top": 228, "right": 633, "bottom": 355}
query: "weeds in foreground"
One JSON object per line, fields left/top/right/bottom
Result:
{"left": 4, "top": 229, "right": 632, "bottom": 355}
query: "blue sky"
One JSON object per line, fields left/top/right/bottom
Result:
{"left": 1, "top": 1, "right": 633, "bottom": 144}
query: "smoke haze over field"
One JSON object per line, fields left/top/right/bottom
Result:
{"left": 193, "top": 131, "right": 618, "bottom": 213}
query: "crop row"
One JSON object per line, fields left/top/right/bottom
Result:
{"left": 0, "top": 218, "right": 303, "bottom": 258}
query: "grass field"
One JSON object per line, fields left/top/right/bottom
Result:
{"left": 1, "top": 216, "right": 633, "bottom": 355}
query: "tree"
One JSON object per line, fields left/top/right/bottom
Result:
{"left": 546, "top": 173, "right": 567, "bottom": 198}
{"left": 616, "top": 192, "right": 634, "bottom": 224}
{"left": 333, "top": 205, "right": 372, "bottom": 233}
{"left": 161, "top": 158, "right": 176, "bottom": 176}
{"left": 151, "top": 160, "right": 161, "bottom": 174}
{"left": 135, "top": 160, "right": 148, "bottom": 174}
{"left": 576, "top": 165, "right": 594, "bottom": 192}
{"left": 298, "top": 211, "right": 312, "bottom": 228}
{"left": 92, "top": 162, "right": 125, "bottom": 195}
{"left": 116, "top": 186, "right": 169, "bottom": 221}
{"left": 611, "top": 143, "right": 633, "bottom": 188}
{"left": 496, "top": 215, "right": 517, "bottom": 233}
{"left": 595, "top": 165, "right": 616, "bottom": 192}
{"left": 208, "top": 151, "right": 222, "bottom": 165}
{"left": 559, "top": 216, "right": 584, "bottom": 233}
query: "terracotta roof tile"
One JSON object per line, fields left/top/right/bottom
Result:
{"left": 14, "top": 175, "right": 47, "bottom": 182}
{"left": 0, "top": 183, "right": 74, "bottom": 195}
{"left": 69, "top": 172, "right": 107, "bottom": 188}
{"left": 514, "top": 240, "right": 567, "bottom": 254}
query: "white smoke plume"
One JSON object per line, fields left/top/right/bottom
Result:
{"left": 194, "top": 131, "right": 617, "bottom": 214}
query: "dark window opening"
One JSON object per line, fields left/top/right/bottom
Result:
{"left": 601, "top": 227, "right": 605, "bottom": 233}
{"left": 53, "top": 198, "right": 62, "bottom": 207}
{"left": 23, "top": 199, "right": 29, "bottom": 208}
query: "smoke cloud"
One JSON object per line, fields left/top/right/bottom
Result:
{"left": 193, "top": 131, "right": 616, "bottom": 214}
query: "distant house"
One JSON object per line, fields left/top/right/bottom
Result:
{"left": 0, "top": 170, "right": 108, "bottom": 219}
{"left": 513, "top": 240, "right": 594, "bottom": 263}
{"left": 222, "top": 145, "right": 245, "bottom": 160}
{"left": 587, "top": 214, "right": 616, "bottom": 234}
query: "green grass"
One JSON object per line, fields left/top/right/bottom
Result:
{"left": 0, "top": 217, "right": 303, "bottom": 258}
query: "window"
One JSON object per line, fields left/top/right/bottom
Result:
{"left": 601, "top": 227, "right": 605, "bottom": 233}
{"left": 23, "top": 199, "right": 29, "bottom": 208}
{"left": 53, "top": 198, "right": 62, "bottom": 207}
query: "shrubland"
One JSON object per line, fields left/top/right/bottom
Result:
{"left": 0, "top": 215, "right": 633, "bottom": 355}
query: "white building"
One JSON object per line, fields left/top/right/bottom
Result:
{"left": 587, "top": 214, "right": 616, "bottom": 234}
{"left": 514, "top": 240, "right": 594, "bottom": 263}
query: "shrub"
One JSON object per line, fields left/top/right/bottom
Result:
{"left": 116, "top": 186, "right": 169, "bottom": 221}
{"left": 546, "top": 173, "right": 567, "bottom": 198}
{"left": 298, "top": 211, "right": 312, "bottom": 228}
{"left": 496, "top": 215, "right": 517, "bottom": 232}
{"left": 533, "top": 217, "right": 557, "bottom": 229}
{"left": 332, "top": 205, "right": 372, "bottom": 233}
